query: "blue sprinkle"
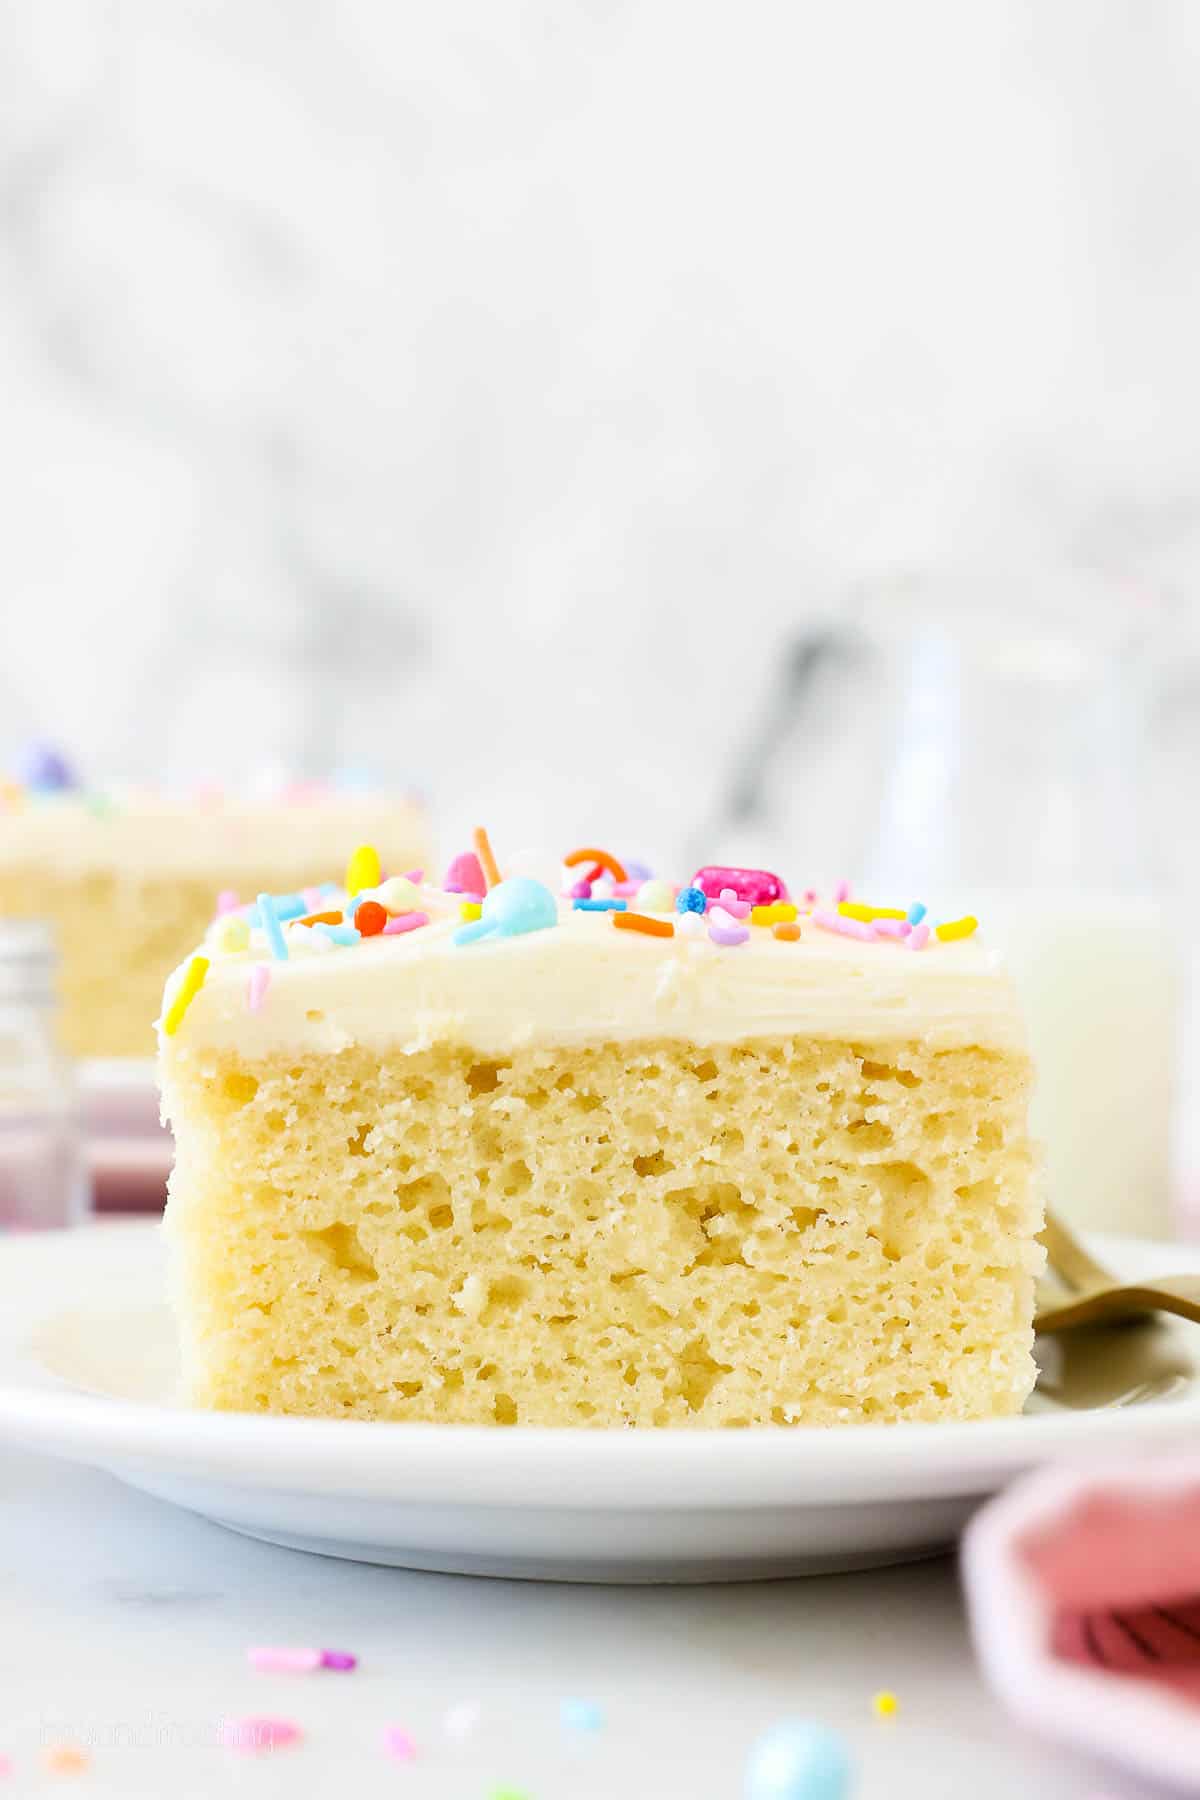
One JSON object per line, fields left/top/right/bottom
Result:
{"left": 314, "top": 924, "right": 360, "bottom": 947}
{"left": 456, "top": 878, "right": 559, "bottom": 948}
{"left": 560, "top": 1698, "right": 604, "bottom": 1732}
{"left": 244, "top": 904, "right": 261, "bottom": 927}
{"left": 573, "top": 898, "right": 627, "bottom": 912}
{"left": 273, "top": 893, "right": 308, "bottom": 922}
{"left": 319, "top": 880, "right": 341, "bottom": 897}
{"left": 676, "top": 886, "right": 708, "bottom": 915}
{"left": 744, "top": 1720, "right": 851, "bottom": 1800}
{"left": 906, "top": 901, "right": 927, "bottom": 926}
{"left": 257, "top": 893, "right": 289, "bottom": 962}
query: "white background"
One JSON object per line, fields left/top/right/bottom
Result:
{"left": 2, "top": 1, "right": 1200, "bottom": 867}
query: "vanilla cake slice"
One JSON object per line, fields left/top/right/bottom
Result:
{"left": 158, "top": 844, "right": 1042, "bottom": 1428}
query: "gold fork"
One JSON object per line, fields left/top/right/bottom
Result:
{"left": 1035, "top": 1210, "right": 1200, "bottom": 1333}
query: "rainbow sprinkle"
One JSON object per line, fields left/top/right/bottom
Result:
{"left": 162, "top": 955, "right": 209, "bottom": 1035}
{"left": 936, "top": 915, "right": 979, "bottom": 942}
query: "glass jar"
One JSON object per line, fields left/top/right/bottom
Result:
{"left": 0, "top": 921, "right": 88, "bottom": 1231}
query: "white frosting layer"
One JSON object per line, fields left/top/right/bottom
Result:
{"left": 159, "top": 892, "right": 1025, "bottom": 1060}
{"left": 0, "top": 792, "right": 426, "bottom": 880}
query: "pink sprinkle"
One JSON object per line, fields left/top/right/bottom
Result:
{"left": 871, "top": 918, "right": 912, "bottom": 939}
{"left": 907, "top": 922, "right": 931, "bottom": 951}
{"left": 709, "top": 922, "right": 750, "bottom": 947}
{"left": 402, "top": 868, "right": 424, "bottom": 884}
{"left": 302, "top": 886, "right": 323, "bottom": 911}
{"left": 216, "top": 888, "right": 240, "bottom": 915}
{"left": 833, "top": 879, "right": 851, "bottom": 904}
{"left": 320, "top": 1649, "right": 357, "bottom": 1670}
{"left": 248, "top": 1647, "right": 322, "bottom": 1673}
{"left": 220, "top": 1717, "right": 302, "bottom": 1755}
{"left": 717, "top": 887, "right": 751, "bottom": 919}
{"left": 382, "top": 910, "right": 429, "bottom": 935}
{"left": 612, "top": 880, "right": 640, "bottom": 898}
{"left": 568, "top": 879, "right": 592, "bottom": 900}
{"left": 247, "top": 964, "right": 271, "bottom": 1011}
{"left": 812, "top": 907, "right": 874, "bottom": 941}
{"left": 803, "top": 888, "right": 818, "bottom": 906}
{"left": 382, "top": 1725, "right": 417, "bottom": 1762}
{"left": 444, "top": 851, "right": 486, "bottom": 893}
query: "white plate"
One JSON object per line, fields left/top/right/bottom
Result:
{"left": 1, "top": 1222, "right": 1198, "bottom": 1583}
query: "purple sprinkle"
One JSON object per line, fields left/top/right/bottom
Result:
{"left": 708, "top": 923, "right": 750, "bottom": 947}
{"left": 568, "top": 879, "right": 592, "bottom": 900}
{"left": 320, "top": 1649, "right": 357, "bottom": 1671}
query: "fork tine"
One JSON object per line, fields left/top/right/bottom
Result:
{"left": 1039, "top": 1211, "right": 1116, "bottom": 1294}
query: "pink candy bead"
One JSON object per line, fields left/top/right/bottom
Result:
{"left": 692, "top": 865, "right": 788, "bottom": 906}
{"left": 568, "top": 879, "right": 592, "bottom": 900}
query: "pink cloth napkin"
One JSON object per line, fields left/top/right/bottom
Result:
{"left": 964, "top": 1459, "right": 1200, "bottom": 1793}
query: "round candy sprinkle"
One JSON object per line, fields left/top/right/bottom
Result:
{"left": 636, "top": 878, "right": 675, "bottom": 913}
{"left": 345, "top": 843, "right": 382, "bottom": 897}
{"left": 676, "top": 886, "right": 708, "bottom": 915}
{"left": 676, "top": 910, "right": 705, "bottom": 938}
{"left": 568, "top": 879, "right": 592, "bottom": 899}
{"left": 211, "top": 914, "right": 250, "bottom": 955}
{"left": 692, "top": 865, "right": 788, "bottom": 906}
{"left": 455, "top": 877, "right": 558, "bottom": 947}
{"left": 374, "top": 875, "right": 422, "bottom": 914}
{"left": 774, "top": 921, "right": 802, "bottom": 942}
{"left": 872, "top": 1689, "right": 898, "bottom": 1718}
{"left": 220, "top": 1717, "right": 302, "bottom": 1756}
{"left": 354, "top": 900, "right": 387, "bottom": 937}
{"left": 560, "top": 1697, "right": 605, "bottom": 1731}
{"left": 744, "top": 1719, "right": 851, "bottom": 1800}
{"left": 473, "top": 825, "right": 502, "bottom": 890}
{"left": 162, "top": 955, "right": 209, "bottom": 1036}
{"left": 444, "top": 850, "right": 487, "bottom": 894}
{"left": 564, "top": 845, "right": 628, "bottom": 884}
{"left": 613, "top": 911, "right": 674, "bottom": 938}
{"left": 935, "top": 914, "right": 979, "bottom": 942}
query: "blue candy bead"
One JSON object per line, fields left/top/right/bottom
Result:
{"left": 676, "top": 885, "right": 708, "bottom": 915}
{"left": 454, "top": 877, "right": 558, "bottom": 947}
{"left": 744, "top": 1720, "right": 851, "bottom": 1800}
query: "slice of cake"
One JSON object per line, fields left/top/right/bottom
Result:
{"left": 0, "top": 752, "right": 427, "bottom": 1059}
{"left": 159, "top": 840, "right": 1042, "bottom": 1427}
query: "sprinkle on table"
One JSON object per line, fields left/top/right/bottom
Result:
{"left": 220, "top": 1716, "right": 303, "bottom": 1755}
{"left": 613, "top": 911, "right": 674, "bottom": 939}
{"left": 43, "top": 1745, "right": 89, "bottom": 1775}
{"left": 162, "top": 955, "right": 209, "bottom": 1036}
{"left": 382, "top": 1725, "right": 417, "bottom": 1762}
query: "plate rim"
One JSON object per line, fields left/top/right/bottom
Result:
{"left": 1, "top": 1221, "right": 1198, "bottom": 1510}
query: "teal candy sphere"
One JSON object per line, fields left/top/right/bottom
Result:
{"left": 480, "top": 876, "right": 558, "bottom": 937}
{"left": 744, "top": 1720, "right": 852, "bottom": 1800}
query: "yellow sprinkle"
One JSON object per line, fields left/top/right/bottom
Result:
{"left": 935, "top": 915, "right": 979, "bottom": 942}
{"left": 345, "top": 842, "right": 382, "bottom": 896}
{"left": 751, "top": 902, "right": 799, "bottom": 926}
{"left": 460, "top": 901, "right": 482, "bottom": 922}
{"left": 162, "top": 955, "right": 210, "bottom": 1036}
{"left": 872, "top": 1689, "right": 898, "bottom": 1719}
{"left": 839, "top": 901, "right": 907, "bottom": 922}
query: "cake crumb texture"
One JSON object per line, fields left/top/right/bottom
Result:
{"left": 163, "top": 1035, "right": 1040, "bottom": 1426}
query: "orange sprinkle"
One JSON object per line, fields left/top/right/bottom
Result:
{"left": 564, "top": 845, "right": 628, "bottom": 884}
{"left": 613, "top": 911, "right": 674, "bottom": 939}
{"left": 297, "top": 910, "right": 343, "bottom": 928}
{"left": 773, "top": 921, "right": 802, "bottom": 941}
{"left": 473, "top": 826, "right": 501, "bottom": 891}
{"left": 45, "top": 1745, "right": 89, "bottom": 1775}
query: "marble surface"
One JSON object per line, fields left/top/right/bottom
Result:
{"left": 0, "top": 1446, "right": 1161, "bottom": 1798}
